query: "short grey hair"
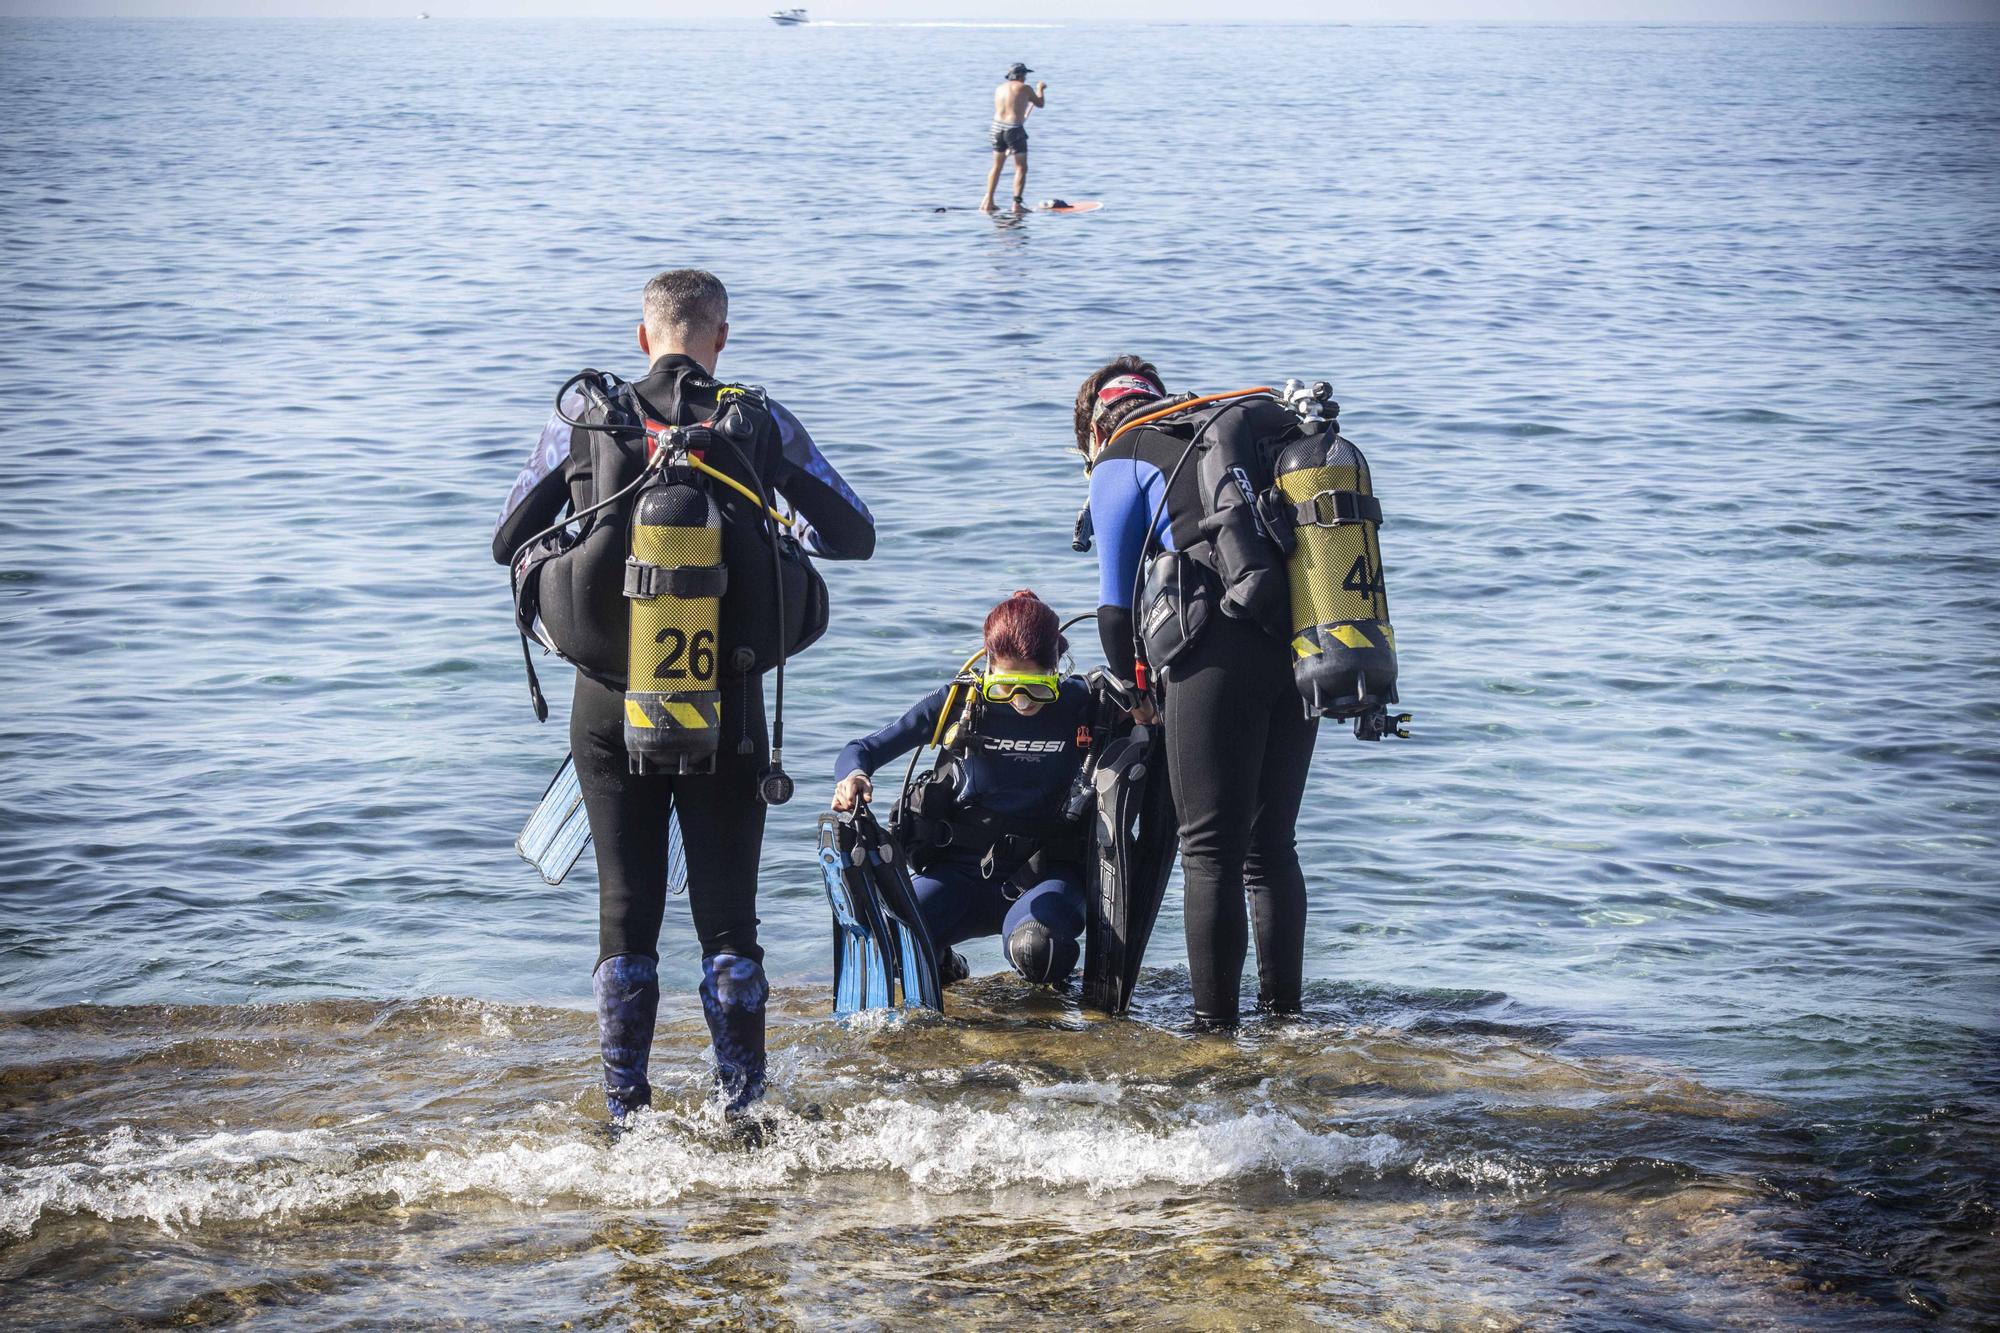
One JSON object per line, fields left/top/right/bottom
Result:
{"left": 642, "top": 268, "right": 728, "bottom": 345}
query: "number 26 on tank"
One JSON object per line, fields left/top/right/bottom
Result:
{"left": 652, "top": 628, "right": 716, "bottom": 681}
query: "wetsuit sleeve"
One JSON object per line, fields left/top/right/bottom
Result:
{"left": 492, "top": 394, "right": 579, "bottom": 565}
{"left": 767, "top": 399, "right": 876, "bottom": 562}
{"left": 1089, "top": 460, "right": 1152, "bottom": 681}
{"left": 834, "top": 684, "right": 951, "bottom": 781}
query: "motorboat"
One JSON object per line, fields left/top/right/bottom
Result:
{"left": 769, "top": 8, "right": 808, "bottom": 25}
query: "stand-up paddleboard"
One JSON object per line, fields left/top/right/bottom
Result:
{"left": 925, "top": 199, "right": 1103, "bottom": 214}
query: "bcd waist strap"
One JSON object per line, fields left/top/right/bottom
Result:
{"left": 902, "top": 803, "right": 1086, "bottom": 878}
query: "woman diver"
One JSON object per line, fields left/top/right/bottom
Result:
{"left": 1075, "top": 357, "right": 1320, "bottom": 1028}
{"left": 830, "top": 591, "right": 1095, "bottom": 987}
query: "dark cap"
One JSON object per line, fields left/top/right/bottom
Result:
{"left": 1006, "top": 62, "right": 1032, "bottom": 79}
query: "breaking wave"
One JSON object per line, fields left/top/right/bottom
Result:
{"left": 0, "top": 1101, "right": 1402, "bottom": 1239}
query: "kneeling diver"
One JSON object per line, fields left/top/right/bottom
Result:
{"left": 830, "top": 591, "right": 1094, "bottom": 989}
{"left": 494, "top": 268, "right": 875, "bottom": 1123}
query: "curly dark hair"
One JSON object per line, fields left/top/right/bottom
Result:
{"left": 1072, "top": 355, "right": 1164, "bottom": 458}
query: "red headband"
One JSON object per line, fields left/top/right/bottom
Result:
{"left": 1092, "top": 374, "right": 1162, "bottom": 424}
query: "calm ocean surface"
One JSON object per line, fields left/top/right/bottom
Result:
{"left": 2, "top": 16, "right": 1996, "bottom": 1328}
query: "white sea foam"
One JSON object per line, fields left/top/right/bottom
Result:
{"left": 1019, "top": 1080, "right": 1125, "bottom": 1106}
{"left": 0, "top": 1100, "right": 1402, "bottom": 1238}
{"left": 1409, "top": 1152, "right": 1550, "bottom": 1193}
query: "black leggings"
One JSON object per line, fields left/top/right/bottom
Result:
{"left": 1163, "top": 612, "right": 1318, "bottom": 1023}
{"left": 571, "top": 672, "right": 767, "bottom": 967}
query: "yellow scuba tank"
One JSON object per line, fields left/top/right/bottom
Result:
{"left": 622, "top": 428, "right": 727, "bottom": 774}
{"left": 1270, "top": 381, "right": 1408, "bottom": 740}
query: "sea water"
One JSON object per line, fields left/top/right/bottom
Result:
{"left": 1, "top": 17, "right": 1996, "bottom": 1327}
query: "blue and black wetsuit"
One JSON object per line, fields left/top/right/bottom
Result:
{"left": 1090, "top": 416, "right": 1318, "bottom": 1024}
{"left": 835, "top": 679, "right": 1094, "bottom": 984}
{"left": 495, "top": 353, "right": 874, "bottom": 1116}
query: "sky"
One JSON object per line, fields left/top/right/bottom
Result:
{"left": 1, "top": 0, "right": 1994, "bottom": 19}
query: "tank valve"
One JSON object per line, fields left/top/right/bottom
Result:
{"left": 1281, "top": 378, "right": 1334, "bottom": 425}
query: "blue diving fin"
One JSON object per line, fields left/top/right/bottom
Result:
{"left": 519, "top": 755, "right": 684, "bottom": 891}
{"left": 819, "top": 812, "right": 894, "bottom": 1015}
{"left": 867, "top": 811, "right": 944, "bottom": 1011}
{"left": 818, "top": 807, "right": 942, "bottom": 1015}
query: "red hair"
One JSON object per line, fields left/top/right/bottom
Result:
{"left": 983, "top": 590, "right": 1063, "bottom": 669}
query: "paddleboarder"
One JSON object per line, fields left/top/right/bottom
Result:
{"left": 980, "top": 62, "right": 1046, "bottom": 214}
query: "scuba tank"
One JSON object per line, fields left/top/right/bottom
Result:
{"left": 621, "top": 427, "right": 726, "bottom": 775}
{"left": 505, "top": 369, "right": 813, "bottom": 799}
{"left": 1268, "top": 380, "right": 1408, "bottom": 741}
{"left": 1108, "top": 381, "right": 1410, "bottom": 741}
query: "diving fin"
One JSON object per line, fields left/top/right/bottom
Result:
{"left": 872, "top": 815, "right": 945, "bottom": 1011}
{"left": 518, "top": 754, "right": 590, "bottom": 885}
{"left": 818, "top": 808, "right": 943, "bottom": 1015}
{"left": 819, "top": 812, "right": 895, "bottom": 1015}
{"left": 1081, "top": 722, "right": 1178, "bottom": 1015}
{"left": 518, "top": 755, "right": 685, "bottom": 891}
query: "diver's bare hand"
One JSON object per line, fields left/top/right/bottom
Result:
{"left": 831, "top": 773, "right": 873, "bottom": 811}
{"left": 1129, "top": 699, "right": 1159, "bottom": 726}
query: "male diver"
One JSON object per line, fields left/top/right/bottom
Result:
{"left": 1074, "top": 358, "right": 1319, "bottom": 1029}
{"left": 494, "top": 269, "right": 875, "bottom": 1123}
{"left": 979, "top": 62, "right": 1046, "bottom": 214}
{"left": 830, "top": 591, "right": 1092, "bottom": 987}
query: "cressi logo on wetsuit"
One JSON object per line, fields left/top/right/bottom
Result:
{"left": 982, "top": 736, "right": 1071, "bottom": 755}
{"left": 939, "top": 678, "right": 1091, "bottom": 817}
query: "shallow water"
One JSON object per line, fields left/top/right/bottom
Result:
{"left": 2, "top": 16, "right": 1998, "bottom": 1328}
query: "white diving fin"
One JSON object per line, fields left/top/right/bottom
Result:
{"left": 517, "top": 754, "right": 684, "bottom": 891}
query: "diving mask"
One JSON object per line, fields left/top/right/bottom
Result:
{"left": 979, "top": 672, "right": 1061, "bottom": 704}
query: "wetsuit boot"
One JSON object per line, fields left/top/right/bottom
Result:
{"left": 699, "top": 952, "right": 769, "bottom": 1115}
{"left": 1005, "top": 920, "right": 1079, "bottom": 987}
{"left": 593, "top": 953, "right": 660, "bottom": 1123}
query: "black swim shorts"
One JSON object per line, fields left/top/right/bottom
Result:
{"left": 989, "top": 122, "right": 1028, "bottom": 155}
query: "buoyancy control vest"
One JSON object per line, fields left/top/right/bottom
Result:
{"left": 1118, "top": 381, "right": 1410, "bottom": 741}
{"left": 889, "top": 675, "right": 1096, "bottom": 882}
{"left": 507, "top": 366, "right": 829, "bottom": 781}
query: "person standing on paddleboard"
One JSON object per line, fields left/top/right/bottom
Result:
{"left": 980, "top": 62, "right": 1046, "bottom": 213}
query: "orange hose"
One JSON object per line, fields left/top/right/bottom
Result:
{"left": 1107, "top": 387, "right": 1275, "bottom": 446}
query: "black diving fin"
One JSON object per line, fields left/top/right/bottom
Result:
{"left": 517, "top": 754, "right": 684, "bottom": 890}
{"left": 818, "top": 807, "right": 943, "bottom": 1016}
{"left": 1081, "top": 721, "right": 1177, "bottom": 1015}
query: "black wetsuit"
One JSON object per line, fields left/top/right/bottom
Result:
{"left": 1089, "top": 415, "right": 1318, "bottom": 1023}
{"left": 494, "top": 355, "right": 875, "bottom": 971}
